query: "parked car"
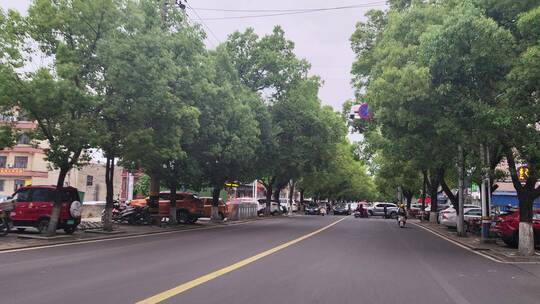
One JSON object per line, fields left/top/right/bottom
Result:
{"left": 438, "top": 204, "right": 478, "bottom": 224}
{"left": 367, "top": 202, "right": 398, "bottom": 218}
{"left": 9, "top": 185, "right": 82, "bottom": 234}
{"left": 200, "top": 197, "right": 228, "bottom": 220}
{"left": 304, "top": 203, "right": 320, "bottom": 215}
{"left": 257, "top": 199, "right": 280, "bottom": 215}
{"left": 440, "top": 207, "right": 482, "bottom": 228}
{"left": 333, "top": 204, "right": 350, "bottom": 215}
{"left": 131, "top": 192, "right": 204, "bottom": 224}
{"left": 493, "top": 209, "right": 540, "bottom": 248}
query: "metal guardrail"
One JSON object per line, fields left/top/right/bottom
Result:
{"left": 228, "top": 203, "right": 258, "bottom": 221}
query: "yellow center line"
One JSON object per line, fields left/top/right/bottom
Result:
{"left": 136, "top": 216, "right": 347, "bottom": 304}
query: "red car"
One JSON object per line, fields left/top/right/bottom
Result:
{"left": 493, "top": 209, "right": 540, "bottom": 248}
{"left": 130, "top": 192, "right": 204, "bottom": 224}
{"left": 9, "top": 185, "right": 82, "bottom": 234}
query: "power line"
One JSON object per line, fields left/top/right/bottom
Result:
{"left": 190, "top": 2, "right": 386, "bottom": 13}
{"left": 191, "top": 3, "right": 387, "bottom": 21}
{"left": 185, "top": 2, "right": 221, "bottom": 47}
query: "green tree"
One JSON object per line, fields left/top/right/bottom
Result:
{"left": 17, "top": 0, "right": 118, "bottom": 235}
{"left": 497, "top": 5, "right": 540, "bottom": 255}
{"left": 181, "top": 46, "right": 261, "bottom": 221}
{"left": 0, "top": 8, "right": 26, "bottom": 148}
{"left": 104, "top": 0, "right": 202, "bottom": 225}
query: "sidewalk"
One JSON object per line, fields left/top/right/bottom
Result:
{"left": 0, "top": 217, "right": 260, "bottom": 252}
{"left": 414, "top": 220, "right": 540, "bottom": 263}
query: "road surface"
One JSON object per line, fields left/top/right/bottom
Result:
{"left": 2, "top": 216, "right": 540, "bottom": 304}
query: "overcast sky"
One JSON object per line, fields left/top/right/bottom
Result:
{"left": 1, "top": 0, "right": 387, "bottom": 112}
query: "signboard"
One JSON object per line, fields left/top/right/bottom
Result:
{"left": 0, "top": 168, "right": 24, "bottom": 175}
{"left": 518, "top": 166, "right": 529, "bottom": 182}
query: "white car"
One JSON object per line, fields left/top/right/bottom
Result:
{"left": 257, "top": 200, "right": 280, "bottom": 215}
{"left": 367, "top": 202, "right": 399, "bottom": 218}
{"left": 441, "top": 207, "right": 482, "bottom": 228}
{"left": 438, "top": 204, "right": 478, "bottom": 223}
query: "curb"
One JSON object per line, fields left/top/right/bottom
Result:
{"left": 412, "top": 222, "right": 540, "bottom": 264}
{"left": 0, "top": 218, "right": 260, "bottom": 253}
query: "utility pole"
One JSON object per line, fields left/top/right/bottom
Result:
{"left": 481, "top": 145, "right": 494, "bottom": 243}
{"left": 457, "top": 145, "right": 466, "bottom": 237}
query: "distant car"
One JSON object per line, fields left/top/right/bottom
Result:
{"left": 257, "top": 199, "right": 280, "bottom": 215}
{"left": 367, "top": 203, "right": 398, "bottom": 218}
{"left": 493, "top": 209, "right": 540, "bottom": 248}
{"left": 304, "top": 203, "right": 320, "bottom": 215}
{"left": 440, "top": 207, "right": 482, "bottom": 228}
{"left": 333, "top": 204, "right": 350, "bottom": 215}
{"left": 438, "top": 204, "right": 478, "bottom": 224}
{"left": 9, "top": 185, "right": 82, "bottom": 234}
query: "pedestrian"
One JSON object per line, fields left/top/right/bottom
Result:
{"left": 383, "top": 204, "right": 388, "bottom": 219}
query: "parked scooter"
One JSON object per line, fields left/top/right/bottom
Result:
{"left": 102, "top": 201, "right": 152, "bottom": 225}
{"left": 0, "top": 209, "right": 10, "bottom": 236}
{"left": 0, "top": 199, "right": 15, "bottom": 236}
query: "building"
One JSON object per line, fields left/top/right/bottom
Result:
{"left": 0, "top": 120, "right": 122, "bottom": 201}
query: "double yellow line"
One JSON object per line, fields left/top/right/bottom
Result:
{"left": 137, "top": 217, "right": 346, "bottom": 304}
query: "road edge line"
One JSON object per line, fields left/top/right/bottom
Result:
{"left": 136, "top": 217, "right": 347, "bottom": 304}
{"left": 413, "top": 222, "right": 540, "bottom": 264}
{"left": 0, "top": 219, "right": 259, "bottom": 254}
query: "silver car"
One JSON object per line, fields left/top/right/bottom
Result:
{"left": 367, "top": 202, "right": 399, "bottom": 218}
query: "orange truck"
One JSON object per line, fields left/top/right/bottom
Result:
{"left": 130, "top": 192, "right": 204, "bottom": 224}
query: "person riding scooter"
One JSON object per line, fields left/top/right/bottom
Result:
{"left": 397, "top": 203, "right": 407, "bottom": 227}
{"left": 354, "top": 203, "right": 368, "bottom": 218}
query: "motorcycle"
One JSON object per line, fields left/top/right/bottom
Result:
{"left": 0, "top": 200, "right": 15, "bottom": 236}
{"left": 102, "top": 201, "right": 152, "bottom": 225}
{"left": 398, "top": 215, "right": 407, "bottom": 228}
{"left": 354, "top": 209, "right": 368, "bottom": 218}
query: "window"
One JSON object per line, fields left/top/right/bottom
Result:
{"left": 13, "top": 188, "right": 30, "bottom": 202}
{"left": 13, "top": 156, "right": 28, "bottom": 169}
{"left": 30, "top": 188, "right": 54, "bottom": 202}
{"left": 61, "top": 189, "right": 80, "bottom": 203}
{"left": 466, "top": 209, "right": 482, "bottom": 216}
{"left": 0, "top": 180, "right": 4, "bottom": 192}
{"left": 14, "top": 180, "right": 25, "bottom": 192}
{"left": 16, "top": 133, "right": 30, "bottom": 145}
{"left": 86, "top": 175, "right": 94, "bottom": 186}
{"left": 0, "top": 156, "right": 6, "bottom": 168}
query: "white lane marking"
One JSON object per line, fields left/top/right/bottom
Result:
{"left": 412, "top": 222, "right": 540, "bottom": 265}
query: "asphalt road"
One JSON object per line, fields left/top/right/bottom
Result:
{"left": 2, "top": 216, "right": 540, "bottom": 304}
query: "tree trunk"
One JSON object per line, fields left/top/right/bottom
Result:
{"left": 148, "top": 175, "right": 160, "bottom": 209}
{"left": 288, "top": 180, "right": 295, "bottom": 216}
{"left": 428, "top": 167, "right": 443, "bottom": 223}
{"left": 47, "top": 168, "right": 69, "bottom": 236}
{"left": 265, "top": 183, "right": 273, "bottom": 216}
{"left": 274, "top": 188, "right": 281, "bottom": 207}
{"left": 421, "top": 170, "right": 427, "bottom": 222}
{"left": 440, "top": 176, "right": 459, "bottom": 212}
{"left": 403, "top": 189, "right": 413, "bottom": 210}
{"left": 299, "top": 189, "right": 305, "bottom": 212}
{"left": 505, "top": 149, "right": 539, "bottom": 255}
{"left": 211, "top": 186, "right": 221, "bottom": 222}
{"left": 457, "top": 145, "right": 466, "bottom": 237}
{"left": 169, "top": 184, "right": 177, "bottom": 225}
{"left": 103, "top": 156, "right": 115, "bottom": 232}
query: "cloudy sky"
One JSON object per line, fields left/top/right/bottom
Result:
{"left": 1, "top": 0, "right": 387, "bottom": 111}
